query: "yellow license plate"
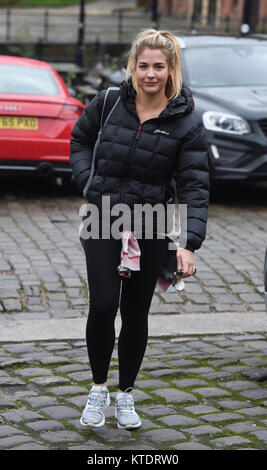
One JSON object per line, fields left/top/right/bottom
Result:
{"left": 0, "top": 116, "right": 38, "bottom": 130}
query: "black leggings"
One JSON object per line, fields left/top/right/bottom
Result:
{"left": 82, "top": 236, "right": 168, "bottom": 392}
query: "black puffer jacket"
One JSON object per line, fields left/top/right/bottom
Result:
{"left": 70, "top": 80, "right": 209, "bottom": 252}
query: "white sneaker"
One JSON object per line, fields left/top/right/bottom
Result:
{"left": 80, "top": 385, "right": 110, "bottom": 427}
{"left": 115, "top": 388, "right": 142, "bottom": 429}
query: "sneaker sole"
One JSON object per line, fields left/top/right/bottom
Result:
{"left": 80, "top": 416, "right": 105, "bottom": 427}
{"left": 117, "top": 419, "right": 142, "bottom": 430}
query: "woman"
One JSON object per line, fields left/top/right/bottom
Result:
{"left": 70, "top": 29, "right": 209, "bottom": 430}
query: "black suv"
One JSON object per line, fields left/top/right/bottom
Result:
{"left": 176, "top": 35, "right": 267, "bottom": 183}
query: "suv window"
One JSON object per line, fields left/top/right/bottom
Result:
{"left": 184, "top": 45, "right": 267, "bottom": 87}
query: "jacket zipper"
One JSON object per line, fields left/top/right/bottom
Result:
{"left": 119, "top": 112, "right": 171, "bottom": 203}
{"left": 120, "top": 123, "right": 142, "bottom": 203}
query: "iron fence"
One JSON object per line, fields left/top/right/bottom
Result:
{"left": 1, "top": 8, "right": 266, "bottom": 44}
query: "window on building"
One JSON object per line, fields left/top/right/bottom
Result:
{"left": 192, "top": 0, "right": 202, "bottom": 22}
{"left": 208, "top": 0, "right": 217, "bottom": 25}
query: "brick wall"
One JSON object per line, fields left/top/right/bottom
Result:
{"left": 155, "top": 0, "right": 267, "bottom": 21}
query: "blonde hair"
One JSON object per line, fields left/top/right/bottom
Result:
{"left": 125, "top": 29, "right": 182, "bottom": 100}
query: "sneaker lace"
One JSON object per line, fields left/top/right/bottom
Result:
{"left": 87, "top": 387, "right": 107, "bottom": 410}
{"left": 116, "top": 387, "right": 135, "bottom": 413}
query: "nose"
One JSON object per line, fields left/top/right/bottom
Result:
{"left": 147, "top": 67, "right": 155, "bottom": 78}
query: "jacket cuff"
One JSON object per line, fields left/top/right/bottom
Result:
{"left": 184, "top": 243, "right": 196, "bottom": 253}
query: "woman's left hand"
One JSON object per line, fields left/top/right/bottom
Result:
{"left": 175, "top": 248, "right": 196, "bottom": 279}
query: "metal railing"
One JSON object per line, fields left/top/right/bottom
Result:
{"left": 1, "top": 9, "right": 266, "bottom": 44}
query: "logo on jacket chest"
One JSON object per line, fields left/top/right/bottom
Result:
{"left": 154, "top": 129, "right": 170, "bottom": 135}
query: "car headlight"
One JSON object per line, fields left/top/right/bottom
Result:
{"left": 203, "top": 111, "right": 251, "bottom": 135}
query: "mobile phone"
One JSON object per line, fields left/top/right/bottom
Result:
{"left": 176, "top": 269, "right": 184, "bottom": 277}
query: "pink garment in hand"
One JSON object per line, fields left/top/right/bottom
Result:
{"left": 117, "top": 231, "right": 171, "bottom": 291}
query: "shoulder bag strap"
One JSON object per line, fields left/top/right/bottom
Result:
{"left": 82, "top": 87, "right": 120, "bottom": 198}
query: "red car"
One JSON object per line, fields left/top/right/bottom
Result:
{"left": 0, "top": 55, "right": 85, "bottom": 179}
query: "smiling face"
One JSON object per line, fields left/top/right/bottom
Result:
{"left": 134, "top": 47, "right": 170, "bottom": 98}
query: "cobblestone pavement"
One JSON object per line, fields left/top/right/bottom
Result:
{"left": 0, "top": 334, "right": 267, "bottom": 450}
{"left": 0, "top": 178, "right": 267, "bottom": 451}
{"left": 0, "top": 180, "right": 266, "bottom": 319}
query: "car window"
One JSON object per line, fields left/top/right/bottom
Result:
{"left": 0, "top": 64, "right": 60, "bottom": 95}
{"left": 183, "top": 45, "right": 267, "bottom": 87}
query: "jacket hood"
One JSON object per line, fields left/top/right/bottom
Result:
{"left": 120, "top": 78, "right": 195, "bottom": 119}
